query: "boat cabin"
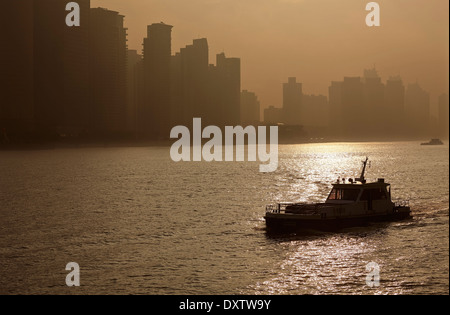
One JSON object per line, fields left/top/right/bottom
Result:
{"left": 324, "top": 157, "right": 393, "bottom": 212}
{"left": 326, "top": 179, "right": 391, "bottom": 209}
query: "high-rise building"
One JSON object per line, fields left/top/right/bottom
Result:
{"left": 341, "top": 77, "right": 364, "bottom": 137}
{"left": 171, "top": 39, "right": 241, "bottom": 129}
{"left": 170, "top": 52, "right": 183, "bottom": 127}
{"left": 173, "top": 38, "right": 210, "bottom": 126}
{"left": 438, "top": 93, "right": 449, "bottom": 139}
{"left": 1, "top": 0, "right": 91, "bottom": 140}
{"left": 142, "top": 23, "right": 173, "bottom": 139}
{"left": 405, "top": 83, "right": 430, "bottom": 137}
{"left": 0, "top": 0, "right": 34, "bottom": 140}
{"left": 214, "top": 53, "right": 241, "bottom": 127}
{"left": 90, "top": 7, "right": 127, "bottom": 136}
{"left": 206, "top": 63, "right": 222, "bottom": 126}
{"left": 126, "top": 50, "right": 143, "bottom": 136}
{"left": 363, "top": 68, "right": 385, "bottom": 133}
{"left": 385, "top": 76, "right": 405, "bottom": 135}
{"left": 241, "top": 90, "right": 260, "bottom": 125}
{"left": 63, "top": 0, "right": 91, "bottom": 137}
{"left": 33, "top": 0, "right": 64, "bottom": 138}
{"left": 328, "top": 81, "right": 343, "bottom": 136}
{"left": 283, "top": 77, "right": 302, "bottom": 125}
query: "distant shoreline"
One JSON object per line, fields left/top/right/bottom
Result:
{"left": 1, "top": 137, "right": 446, "bottom": 151}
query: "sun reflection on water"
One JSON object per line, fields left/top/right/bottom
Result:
{"left": 251, "top": 235, "right": 377, "bottom": 294}
{"left": 253, "top": 142, "right": 448, "bottom": 295}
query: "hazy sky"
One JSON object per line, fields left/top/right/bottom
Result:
{"left": 92, "top": 0, "right": 449, "bottom": 113}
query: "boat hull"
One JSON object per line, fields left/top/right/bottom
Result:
{"left": 265, "top": 209, "right": 412, "bottom": 233}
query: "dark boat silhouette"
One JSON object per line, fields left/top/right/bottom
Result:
{"left": 265, "top": 158, "right": 412, "bottom": 233}
{"left": 421, "top": 139, "right": 444, "bottom": 146}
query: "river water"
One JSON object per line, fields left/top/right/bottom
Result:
{"left": 0, "top": 142, "right": 448, "bottom": 295}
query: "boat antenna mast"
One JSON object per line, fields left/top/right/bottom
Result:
{"left": 355, "top": 157, "right": 369, "bottom": 184}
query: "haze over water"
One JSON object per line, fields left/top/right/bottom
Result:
{"left": 0, "top": 142, "right": 448, "bottom": 294}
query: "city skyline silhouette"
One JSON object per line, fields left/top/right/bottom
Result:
{"left": 91, "top": 0, "right": 449, "bottom": 111}
{"left": 0, "top": 0, "right": 449, "bottom": 144}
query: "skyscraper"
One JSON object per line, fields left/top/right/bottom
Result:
{"left": 283, "top": 77, "right": 302, "bottom": 125}
{"left": 1, "top": 0, "right": 92, "bottom": 140}
{"left": 90, "top": 7, "right": 127, "bottom": 136}
{"left": 214, "top": 53, "right": 241, "bottom": 127}
{"left": 170, "top": 37, "right": 241, "bottom": 129}
{"left": 63, "top": 0, "right": 91, "bottom": 137}
{"left": 33, "top": 0, "right": 65, "bottom": 138}
{"left": 385, "top": 76, "right": 405, "bottom": 135}
{"left": 328, "top": 81, "right": 343, "bottom": 136}
{"left": 341, "top": 77, "right": 364, "bottom": 137}
{"left": 405, "top": 83, "right": 430, "bottom": 137}
{"left": 363, "top": 68, "right": 385, "bottom": 133}
{"left": 0, "top": 0, "right": 34, "bottom": 140}
{"left": 143, "top": 23, "right": 173, "bottom": 139}
{"left": 1, "top": 0, "right": 91, "bottom": 141}
{"left": 126, "top": 50, "right": 143, "bottom": 137}
{"left": 170, "top": 52, "right": 183, "bottom": 127}
{"left": 241, "top": 90, "right": 261, "bottom": 125}
{"left": 174, "top": 38, "right": 210, "bottom": 126}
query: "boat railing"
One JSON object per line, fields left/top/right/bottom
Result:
{"left": 265, "top": 203, "right": 293, "bottom": 214}
{"left": 266, "top": 202, "right": 331, "bottom": 215}
{"left": 393, "top": 199, "right": 410, "bottom": 208}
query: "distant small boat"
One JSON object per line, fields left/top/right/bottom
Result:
{"left": 421, "top": 139, "right": 444, "bottom": 146}
{"left": 265, "top": 157, "right": 412, "bottom": 233}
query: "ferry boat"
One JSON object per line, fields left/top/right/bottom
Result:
{"left": 421, "top": 139, "right": 444, "bottom": 146}
{"left": 265, "top": 158, "right": 412, "bottom": 233}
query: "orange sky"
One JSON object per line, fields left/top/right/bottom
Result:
{"left": 92, "top": 0, "right": 449, "bottom": 114}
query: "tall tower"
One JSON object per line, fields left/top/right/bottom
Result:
{"left": 90, "top": 7, "right": 127, "bottom": 135}
{"left": 33, "top": 0, "right": 65, "bottom": 138}
{"left": 1, "top": 0, "right": 91, "bottom": 141}
{"left": 341, "top": 77, "right": 364, "bottom": 137}
{"left": 0, "top": 0, "right": 34, "bottom": 140}
{"left": 216, "top": 53, "right": 241, "bottom": 126}
{"left": 329, "top": 81, "right": 343, "bottom": 136}
{"left": 240, "top": 90, "right": 260, "bottom": 125}
{"left": 63, "top": 0, "right": 91, "bottom": 136}
{"left": 176, "top": 38, "right": 210, "bottom": 125}
{"left": 363, "top": 68, "right": 385, "bottom": 134}
{"left": 283, "top": 77, "right": 302, "bottom": 125}
{"left": 385, "top": 76, "right": 405, "bottom": 135}
{"left": 33, "top": 0, "right": 92, "bottom": 139}
{"left": 405, "top": 83, "right": 430, "bottom": 137}
{"left": 126, "top": 50, "right": 143, "bottom": 137}
{"left": 142, "top": 23, "right": 173, "bottom": 139}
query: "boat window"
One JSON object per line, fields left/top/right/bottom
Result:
{"left": 328, "top": 188, "right": 360, "bottom": 201}
{"left": 360, "top": 188, "right": 387, "bottom": 201}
